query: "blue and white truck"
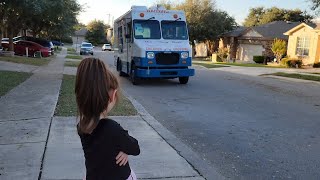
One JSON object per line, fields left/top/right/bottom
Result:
{"left": 113, "top": 5, "right": 195, "bottom": 85}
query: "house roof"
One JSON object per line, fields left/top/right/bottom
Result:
{"left": 283, "top": 22, "right": 319, "bottom": 35}
{"left": 74, "top": 28, "right": 88, "bottom": 36}
{"left": 221, "top": 27, "right": 247, "bottom": 37}
{"left": 249, "top": 21, "right": 302, "bottom": 39}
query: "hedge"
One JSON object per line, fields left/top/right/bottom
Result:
{"left": 253, "top": 56, "right": 265, "bottom": 64}
{"left": 281, "top": 58, "right": 302, "bottom": 68}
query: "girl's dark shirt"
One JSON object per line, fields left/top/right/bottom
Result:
{"left": 78, "top": 119, "right": 140, "bottom": 180}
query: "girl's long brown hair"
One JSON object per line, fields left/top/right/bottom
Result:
{"left": 75, "top": 58, "right": 119, "bottom": 134}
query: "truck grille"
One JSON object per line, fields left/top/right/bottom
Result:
{"left": 155, "top": 52, "right": 179, "bottom": 65}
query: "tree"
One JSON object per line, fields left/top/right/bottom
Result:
{"left": 243, "top": 7, "right": 313, "bottom": 27}
{"left": 157, "top": 0, "right": 237, "bottom": 55}
{"left": 310, "top": 0, "right": 320, "bottom": 10}
{"left": 271, "top": 39, "right": 287, "bottom": 63}
{"left": 85, "top": 20, "right": 110, "bottom": 45}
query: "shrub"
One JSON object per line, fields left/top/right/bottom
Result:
{"left": 313, "top": 62, "right": 320, "bottom": 68}
{"left": 280, "top": 58, "right": 288, "bottom": 66}
{"left": 271, "top": 39, "right": 287, "bottom": 63}
{"left": 253, "top": 56, "right": 265, "bottom": 64}
{"left": 217, "top": 47, "right": 230, "bottom": 62}
{"left": 281, "top": 58, "right": 302, "bottom": 68}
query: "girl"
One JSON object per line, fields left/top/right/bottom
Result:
{"left": 75, "top": 58, "right": 140, "bottom": 180}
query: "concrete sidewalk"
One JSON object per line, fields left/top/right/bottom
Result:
{"left": 0, "top": 50, "right": 211, "bottom": 179}
{"left": 41, "top": 116, "right": 204, "bottom": 180}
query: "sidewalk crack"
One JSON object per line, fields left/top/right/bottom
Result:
{"left": 37, "top": 116, "right": 54, "bottom": 180}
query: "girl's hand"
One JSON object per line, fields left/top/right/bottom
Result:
{"left": 116, "top": 151, "right": 128, "bottom": 166}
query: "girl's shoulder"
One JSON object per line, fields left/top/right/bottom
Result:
{"left": 100, "top": 118, "right": 124, "bottom": 132}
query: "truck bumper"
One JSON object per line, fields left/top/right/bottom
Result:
{"left": 136, "top": 68, "right": 195, "bottom": 78}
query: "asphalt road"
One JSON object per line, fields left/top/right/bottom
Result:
{"left": 95, "top": 49, "right": 320, "bottom": 180}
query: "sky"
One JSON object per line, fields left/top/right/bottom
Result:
{"left": 77, "top": 0, "right": 319, "bottom": 25}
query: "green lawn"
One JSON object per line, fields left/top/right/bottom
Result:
{"left": 67, "top": 51, "right": 78, "bottom": 55}
{"left": 65, "top": 55, "right": 82, "bottom": 60}
{"left": 215, "top": 62, "right": 285, "bottom": 68}
{"left": 67, "top": 48, "right": 76, "bottom": 52}
{"left": 55, "top": 75, "right": 137, "bottom": 116}
{"left": 193, "top": 62, "right": 229, "bottom": 68}
{"left": 0, "top": 71, "right": 32, "bottom": 96}
{"left": 0, "top": 56, "right": 51, "bottom": 66}
{"left": 65, "top": 61, "right": 81, "bottom": 67}
{"left": 271, "top": 72, "right": 320, "bottom": 82}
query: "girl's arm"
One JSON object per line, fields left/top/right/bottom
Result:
{"left": 116, "top": 124, "right": 140, "bottom": 156}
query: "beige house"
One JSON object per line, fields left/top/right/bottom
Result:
{"left": 219, "top": 21, "right": 301, "bottom": 62}
{"left": 284, "top": 23, "right": 320, "bottom": 65}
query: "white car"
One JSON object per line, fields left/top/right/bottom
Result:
{"left": 102, "top": 44, "right": 112, "bottom": 51}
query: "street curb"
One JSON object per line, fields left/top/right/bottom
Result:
{"left": 263, "top": 75, "right": 320, "bottom": 85}
{"left": 123, "top": 90, "right": 225, "bottom": 180}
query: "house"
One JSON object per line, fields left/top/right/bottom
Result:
{"left": 219, "top": 21, "right": 301, "bottom": 62}
{"left": 284, "top": 23, "right": 320, "bottom": 65}
{"left": 72, "top": 28, "right": 87, "bottom": 46}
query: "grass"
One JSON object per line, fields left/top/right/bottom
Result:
{"left": 193, "top": 62, "right": 229, "bottom": 68}
{"left": 0, "top": 55, "right": 51, "bottom": 66}
{"left": 65, "top": 61, "right": 81, "bottom": 67}
{"left": 55, "top": 75, "right": 137, "bottom": 116}
{"left": 0, "top": 71, "right": 32, "bottom": 96}
{"left": 214, "top": 62, "right": 285, "bottom": 68}
{"left": 65, "top": 55, "right": 82, "bottom": 60}
{"left": 309, "top": 72, "right": 320, "bottom": 75}
{"left": 67, "top": 48, "right": 76, "bottom": 52}
{"left": 67, "top": 51, "right": 78, "bottom": 55}
{"left": 270, "top": 72, "right": 320, "bottom": 82}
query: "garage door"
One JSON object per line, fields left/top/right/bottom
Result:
{"left": 238, "top": 44, "right": 264, "bottom": 62}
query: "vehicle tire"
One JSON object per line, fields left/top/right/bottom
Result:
{"left": 130, "top": 63, "right": 140, "bottom": 85}
{"left": 179, "top": 77, "right": 189, "bottom": 84}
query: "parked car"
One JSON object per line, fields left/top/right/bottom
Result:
{"left": 51, "top": 40, "right": 64, "bottom": 46}
{"left": 80, "top": 42, "right": 94, "bottom": 55}
{"left": 2, "top": 36, "right": 54, "bottom": 53}
{"left": 1, "top": 40, "right": 51, "bottom": 57}
{"left": 102, "top": 43, "right": 112, "bottom": 51}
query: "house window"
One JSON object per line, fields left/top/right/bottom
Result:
{"left": 296, "top": 37, "right": 310, "bottom": 56}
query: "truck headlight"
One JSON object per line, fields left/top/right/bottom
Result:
{"left": 181, "top": 52, "right": 188, "bottom": 59}
{"left": 147, "top": 52, "right": 154, "bottom": 59}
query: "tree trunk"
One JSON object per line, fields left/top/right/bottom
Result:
{"left": 9, "top": 29, "right": 14, "bottom": 51}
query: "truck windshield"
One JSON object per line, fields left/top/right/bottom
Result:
{"left": 161, "top": 21, "right": 188, "bottom": 40}
{"left": 133, "top": 20, "right": 161, "bottom": 39}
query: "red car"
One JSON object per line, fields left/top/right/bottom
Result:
{"left": 1, "top": 40, "right": 51, "bottom": 57}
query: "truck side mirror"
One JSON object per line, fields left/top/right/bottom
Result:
{"left": 125, "top": 34, "right": 131, "bottom": 39}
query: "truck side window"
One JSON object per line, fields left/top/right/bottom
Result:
{"left": 127, "top": 22, "right": 132, "bottom": 42}
{"left": 118, "top": 26, "right": 123, "bottom": 53}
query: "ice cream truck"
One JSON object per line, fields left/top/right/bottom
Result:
{"left": 113, "top": 5, "right": 195, "bottom": 85}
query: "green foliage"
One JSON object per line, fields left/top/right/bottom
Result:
{"left": 243, "top": 7, "right": 313, "bottom": 27}
{"left": 0, "top": 0, "right": 81, "bottom": 47}
{"left": 313, "top": 62, "right": 320, "bottom": 68}
{"left": 217, "top": 47, "right": 230, "bottom": 62}
{"left": 85, "top": 20, "right": 110, "bottom": 45}
{"left": 280, "top": 58, "right": 302, "bottom": 68}
{"left": 271, "top": 39, "right": 287, "bottom": 63}
{"left": 253, "top": 56, "right": 265, "bottom": 63}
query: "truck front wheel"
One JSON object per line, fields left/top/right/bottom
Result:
{"left": 130, "top": 64, "right": 140, "bottom": 85}
{"left": 179, "top": 77, "right": 189, "bottom": 84}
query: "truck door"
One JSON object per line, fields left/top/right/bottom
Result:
{"left": 125, "top": 21, "right": 133, "bottom": 73}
